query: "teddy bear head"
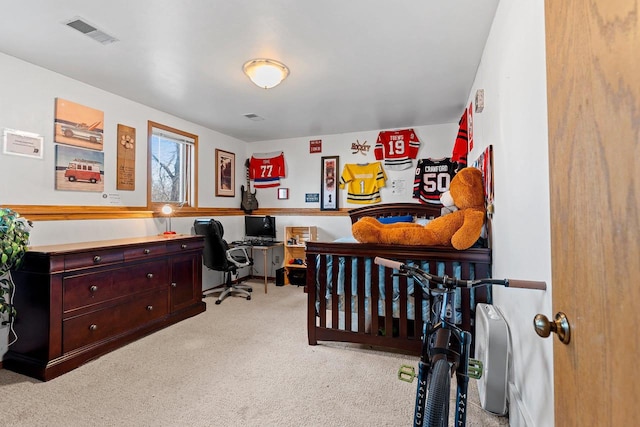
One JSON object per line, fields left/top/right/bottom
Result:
{"left": 442, "top": 167, "right": 485, "bottom": 210}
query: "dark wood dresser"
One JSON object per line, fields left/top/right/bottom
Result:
{"left": 4, "top": 234, "right": 205, "bottom": 381}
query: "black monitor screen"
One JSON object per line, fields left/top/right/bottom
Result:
{"left": 244, "top": 215, "right": 276, "bottom": 240}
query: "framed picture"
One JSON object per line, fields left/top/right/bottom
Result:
{"left": 320, "top": 156, "right": 339, "bottom": 211}
{"left": 54, "top": 98, "right": 104, "bottom": 151}
{"left": 215, "top": 149, "right": 235, "bottom": 197}
{"left": 278, "top": 188, "right": 289, "bottom": 200}
{"left": 55, "top": 145, "right": 105, "bottom": 192}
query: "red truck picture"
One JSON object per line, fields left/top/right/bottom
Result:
{"left": 64, "top": 158, "right": 102, "bottom": 183}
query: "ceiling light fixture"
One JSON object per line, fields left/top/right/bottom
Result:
{"left": 242, "top": 58, "right": 289, "bottom": 89}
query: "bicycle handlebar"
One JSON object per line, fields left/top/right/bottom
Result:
{"left": 374, "top": 257, "right": 404, "bottom": 271}
{"left": 505, "top": 279, "right": 547, "bottom": 290}
{"left": 373, "top": 256, "right": 546, "bottom": 291}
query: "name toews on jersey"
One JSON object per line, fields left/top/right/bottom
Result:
{"left": 374, "top": 129, "right": 421, "bottom": 170}
{"left": 249, "top": 151, "right": 286, "bottom": 188}
{"left": 413, "top": 157, "right": 457, "bottom": 205}
{"left": 340, "top": 162, "right": 387, "bottom": 204}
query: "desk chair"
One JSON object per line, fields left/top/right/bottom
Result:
{"left": 193, "top": 218, "right": 253, "bottom": 304}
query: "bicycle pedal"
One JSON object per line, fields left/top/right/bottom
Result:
{"left": 467, "top": 358, "right": 483, "bottom": 379}
{"left": 398, "top": 365, "right": 416, "bottom": 383}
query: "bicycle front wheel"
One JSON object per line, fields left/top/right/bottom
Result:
{"left": 425, "top": 358, "right": 451, "bottom": 427}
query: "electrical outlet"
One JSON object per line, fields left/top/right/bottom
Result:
{"left": 275, "top": 255, "right": 280, "bottom": 264}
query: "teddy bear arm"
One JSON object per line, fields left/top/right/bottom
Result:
{"left": 450, "top": 209, "right": 485, "bottom": 250}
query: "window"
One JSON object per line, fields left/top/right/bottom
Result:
{"left": 147, "top": 121, "right": 198, "bottom": 208}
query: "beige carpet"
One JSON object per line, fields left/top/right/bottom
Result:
{"left": 0, "top": 281, "right": 508, "bottom": 426}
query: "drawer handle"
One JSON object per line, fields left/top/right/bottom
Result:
{"left": 181, "top": 244, "right": 188, "bottom": 249}
{"left": 171, "top": 282, "right": 177, "bottom": 288}
{"left": 146, "top": 273, "right": 154, "bottom": 279}
{"left": 89, "top": 285, "right": 98, "bottom": 293}
{"left": 93, "top": 255, "right": 101, "bottom": 263}
{"left": 144, "top": 249, "right": 151, "bottom": 254}
{"left": 146, "top": 305, "right": 153, "bottom": 311}
{"left": 89, "top": 324, "right": 98, "bottom": 331}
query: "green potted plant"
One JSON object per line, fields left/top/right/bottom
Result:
{"left": 0, "top": 207, "right": 32, "bottom": 353}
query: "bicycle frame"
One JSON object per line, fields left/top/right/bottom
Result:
{"left": 414, "top": 286, "right": 472, "bottom": 426}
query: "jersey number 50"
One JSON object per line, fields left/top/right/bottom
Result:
{"left": 422, "top": 172, "right": 451, "bottom": 192}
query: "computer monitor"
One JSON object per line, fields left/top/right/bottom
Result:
{"left": 244, "top": 215, "right": 276, "bottom": 240}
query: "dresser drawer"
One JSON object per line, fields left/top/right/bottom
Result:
{"left": 124, "top": 243, "right": 167, "bottom": 261}
{"left": 64, "top": 249, "right": 124, "bottom": 270}
{"left": 63, "top": 260, "right": 168, "bottom": 313}
{"left": 63, "top": 288, "right": 169, "bottom": 353}
{"left": 167, "top": 239, "right": 203, "bottom": 253}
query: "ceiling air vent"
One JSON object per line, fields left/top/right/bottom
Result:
{"left": 64, "top": 17, "right": 118, "bottom": 45}
{"left": 243, "top": 113, "right": 265, "bottom": 121}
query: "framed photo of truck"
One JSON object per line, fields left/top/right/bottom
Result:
{"left": 55, "top": 145, "right": 105, "bottom": 192}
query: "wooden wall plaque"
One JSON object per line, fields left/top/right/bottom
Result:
{"left": 116, "top": 124, "right": 135, "bottom": 190}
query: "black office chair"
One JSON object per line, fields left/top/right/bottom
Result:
{"left": 193, "top": 218, "right": 253, "bottom": 304}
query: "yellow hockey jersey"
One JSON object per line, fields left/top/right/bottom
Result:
{"left": 339, "top": 162, "right": 387, "bottom": 204}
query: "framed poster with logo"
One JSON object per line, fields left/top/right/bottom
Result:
{"left": 320, "top": 156, "right": 339, "bottom": 211}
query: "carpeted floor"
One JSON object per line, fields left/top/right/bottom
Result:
{"left": 0, "top": 281, "right": 508, "bottom": 426}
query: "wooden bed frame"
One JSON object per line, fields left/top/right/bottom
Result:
{"left": 305, "top": 203, "right": 492, "bottom": 356}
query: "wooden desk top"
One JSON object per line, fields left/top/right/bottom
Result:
{"left": 28, "top": 234, "right": 203, "bottom": 254}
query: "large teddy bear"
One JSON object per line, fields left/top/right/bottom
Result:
{"left": 351, "top": 167, "right": 486, "bottom": 250}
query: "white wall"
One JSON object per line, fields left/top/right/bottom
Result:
{"left": 0, "top": 51, "right": 457, "bottom": 284}
{"left": 0, "top": 51, "right": 456, "bottom": 241}
{"left": 0, "top": 52, "right": 246, "bottom": 211}
{"left": 250, "top": 123, "right": 458, "bottom": 240}
{"left": 0, "top": 51, "right": 251, "bottom": 288}
{"left": 468, "top": 1, "right": 553, "bottom": 426}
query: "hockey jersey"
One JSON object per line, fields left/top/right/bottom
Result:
{"left": 374, "top": 129, "right": 421, "bottom": 170}
{"left": 413, "top": 157, "right": 457, "bottom": 205}
{"left": 451, "top": 110, "right": 468, "bottom": 172}
{"left": 340, "top": 162, "right": 387, "bottom": 204}
{"left": 249, "top": 151, "right": 286, "bottom": 188}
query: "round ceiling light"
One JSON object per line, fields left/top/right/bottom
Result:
{"left": 242, "top": 58, "right": 289, "bottom": 89}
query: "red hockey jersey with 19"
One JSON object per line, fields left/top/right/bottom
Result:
{"left": 374, "top": 128, "right": 421, "bottom": 170}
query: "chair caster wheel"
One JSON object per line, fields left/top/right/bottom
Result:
{"left": 215, "top": 300, "right": 222, "bottom": 305}
{"left": 247, "top": 295, "right": 251, "bottom": 300}
{"left": 248, "top": 288, "right": 253, "bottom": 292}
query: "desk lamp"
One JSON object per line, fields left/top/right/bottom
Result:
{"left": 161, "top": 204, "right": 176, "bottom": 235}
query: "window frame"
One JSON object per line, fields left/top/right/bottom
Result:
{"left": 147, "top": 121, "right": 198, "bottom": 210}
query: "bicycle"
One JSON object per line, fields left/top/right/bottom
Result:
{"left": 373, "top": 256, "right": 546, "bottom": 427}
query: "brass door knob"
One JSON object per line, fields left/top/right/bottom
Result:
{"left": 533, "top": 312, "right": 571, "bottom": 344}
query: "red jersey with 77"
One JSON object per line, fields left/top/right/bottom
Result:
{"left": 249, "top": 151, "right": 286, "bottom": 188}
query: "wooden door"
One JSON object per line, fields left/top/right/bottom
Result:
{"left": 545, "top": 1, "right": 640, "bottom": 425}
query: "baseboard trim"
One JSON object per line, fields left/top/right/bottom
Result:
{"left": 508, "top": 382, "right": 535, "bottom": 427}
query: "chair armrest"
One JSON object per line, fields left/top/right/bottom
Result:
{"left": 226, "top": 246, "right": 253, "bottom": 268}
